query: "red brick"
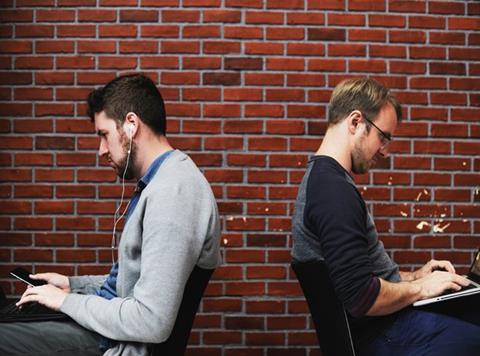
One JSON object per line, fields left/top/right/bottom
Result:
{"left": 183, "top": 88, "right": 221, "bottom": 101}
{"left": 431, "top": 92, "right": 467, "bottom": 106}
{"left": 328, "top": 13, "right": 365, "bottom": 26}
{"left": 0, "top": 40, "right": 32, "bottom": 54}
{"left": 226, "top": 316, "right": 264, "bottom": 329}
{"left": 389, "top": 0, "right": 426, "bottom": 13}
{"left": 204, "top": 104, "right": 241, "bottom": 118}
{"left": 78, "top": 9, "right": 117, "bottom": 22}
{"left": 225, "top": 26, "right": 263, "bottom": 39}
{"left": 204, "top": 10, "right": 241, "bottom": 23}
{"left": 450, "top": 47, "right": 480, "bottom": 61}
{"left": 98, "top": 56, "right": 137, "bottom": 69}
{"left": 369, "top": 14, "right": 406, "bottom": 27}
{"left": 224, "top": 120, "right": 263, "bottom": 133}
{"left": 430, "top": 32, "right": 465, "bottom": 45}
{"left": 267, "top": 27, "right": 304, "bottom": 41}
{"left": 203, "top": 72, "right": 240, "bottom": 86}
{"left": 328, "top": 43, "right": 366, "bottom": 57}
{"left": 247, "top": 234, "right": 287, "bottom": 247}
{"left": 428, "top": 1, "right": 465, "bottom": 14}
{"left": 308, "top": 28, "right": 345, "bottom": 41}
{"left": 183, "top": 56, "right": 221, "bottom": 69}
{"left": 162, "top": 9, "right": 200, "bottom": 22}
{"left": 451, "top": 109, "right": 480, "bottom": 122}
{"left": 15, "top": 152, "right": 53, "bottom": 166}
{"left": 308, "top": 0, "right": 345, "bottom": 10}
{"left": 119, "top": 9, "right": 158, "bottom": 22}
{"left": 246, "top": 11, "right": 283, "bottom": 24}
{"left": 226, "top": 282, "right": 265, "bottom": 296}
{"left": 449, "top": 18, "right": 480, "bottom": 31}
{"left": 287, "top": 43, "right": 325, "bottom": 56}
{"left": 349, "top": 29, "right": 386, "bottom": 42}
{"left": 409, "top": 16, "right": 446, "bottom": 29}
{"left": 15, "top": 248, "right": 53, "bottom": 261}
{"left": 57, "top": 25, "right": 96, "bottom": 38}
{"left": 248, "top": 170, "right": 287, "bottom": 184}
{"left": 245, "top": 73, "right": 284, "bottom": 86}
{"left": 15, "top": 25, "right": 54, "bottom": 38}
{"left": 287, "top": 12, "right": 324, "bottom": 25}
{"left": 224, "top": 88, "right": 262, "bottom": 101}
{"left": 410, "top": 46, "right": 446, "bottom": 59}
{"left": 390, "top": 61, "right": 426, "bottom": 74}
{"left": 205, "top": 136, "right": 243, "bottom": 150}
{"left": 225, "top": 57, "right": 263, "bottom": 70}
{"left": 0, "top": 137, "right": 33, "bottom": 150}
{"left": 204, "top": 41, "right": 241, "bottom": 54}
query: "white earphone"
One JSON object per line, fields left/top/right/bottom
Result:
{"left": 128, "top": 123, "right": 134, "bottom": 139}
{"left": 112, "top": 122, "right": 135, "bottom": 263}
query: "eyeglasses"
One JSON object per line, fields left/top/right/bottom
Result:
{"left": 361, "top": 113, "right": 392, "bottom": 147}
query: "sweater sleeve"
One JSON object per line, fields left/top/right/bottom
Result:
{"left": 60, "top": 176, "right": 219, "bottom": 343}
{"left": 305, "top": 174, "right": 380, "bottom": 318}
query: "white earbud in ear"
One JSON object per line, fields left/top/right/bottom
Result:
{"left": 128, "top": 123, "right": 134, "bottom": 139}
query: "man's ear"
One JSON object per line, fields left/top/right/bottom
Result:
{"left": 347, "top": 110, "right": 362, "bottom": 135}
{"left": 123, "top": 112, "right": 139, "bottom": 138}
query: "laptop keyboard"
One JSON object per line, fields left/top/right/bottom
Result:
{"left": 462, "top": 283, "right": 477, "bottom": 291}
{"left": 0, "top": 301, "right": 66, "bottom": 322}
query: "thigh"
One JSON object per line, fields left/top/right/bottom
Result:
{"left": 0, "top": 320, "right": 102, "bottom": 356}
{"left": 424, "top": 293, "right": 480, "bottom": 327}
{"left": 359, "top": 308, "right": 480, "bottom": 356}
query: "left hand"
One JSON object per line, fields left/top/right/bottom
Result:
{"left": 16, "top": 284, "right": 68, "bottom": 311}
{"left": 414, "top": 259, "right": 456, "bottom": 280}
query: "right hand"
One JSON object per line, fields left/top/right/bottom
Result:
{"left": 413, "top": 270, "right": 470, "bottom": 299}
{"left": 30, "top": 273, "right": 71, "bottom": 293}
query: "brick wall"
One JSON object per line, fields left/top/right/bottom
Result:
{"left": 1, "top": 0, "right": 479, "bottom": 354}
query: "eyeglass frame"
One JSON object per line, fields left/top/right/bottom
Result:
{"left": 360, "top": 112, "right": 392, "bottom": 147}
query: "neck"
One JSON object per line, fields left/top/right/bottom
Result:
{"left": 134, "top": 135, "right": 173, "bottom": 180}
{"left": 315, "top": 123, "right": 352, "bottom": 174}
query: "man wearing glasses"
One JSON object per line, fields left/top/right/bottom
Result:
{"left": 292, "top": 78, "right": 479, "bottom": 355}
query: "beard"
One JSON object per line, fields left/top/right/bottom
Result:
{"left": 351, "top": 137, "right": 375, "bottom": 175}
{"left": 113, "top": 132, "right": 136, "bottom": 180}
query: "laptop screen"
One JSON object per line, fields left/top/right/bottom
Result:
{"left": 468, "top": 249, "right": 480, "bottom": 284}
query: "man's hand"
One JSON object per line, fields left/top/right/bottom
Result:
{"left": 30, "top": 273, "right": 71, "bottom": 292}
{"left": 413, "top": 270, "right": 470, "bottom": 299}
{"left": 16, "top": 284, "right": 68, "bottom": 311}
{"left": 413, "top": 259, "right": 456, "bottom": 280}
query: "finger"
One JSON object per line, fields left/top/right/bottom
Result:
{"left": 438, "top": 261, "right": 456, "bottom": 274}
{"left": 16, "top": 294, "right": 39, "bottom": 307}
{"left": 30, "top": 273, "right": 47, "bottom": 280}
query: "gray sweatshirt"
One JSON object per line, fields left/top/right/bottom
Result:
{"left": 60, "top": 150, "right": 221, "bottom": 355}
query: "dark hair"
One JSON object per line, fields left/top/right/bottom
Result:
{"left": 328, "top": 78, "right": 402, "bottom": 125}
{"left": 87, "top": 74, "right": 167, "bottom": 135}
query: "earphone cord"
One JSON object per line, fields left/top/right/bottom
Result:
{"left": 111, "top": 136, "right": 133, "bottom": 265}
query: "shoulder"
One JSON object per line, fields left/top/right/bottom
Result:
{"left": 146, "top": 150, "right": 213, "bottom": 198}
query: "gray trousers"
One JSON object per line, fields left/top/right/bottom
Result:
{"left": 0, "top": 320, "right": 102, "bottom": 355}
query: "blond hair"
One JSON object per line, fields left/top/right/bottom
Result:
{"left": 328, "top": 78, "right": 402, "bottom": 125}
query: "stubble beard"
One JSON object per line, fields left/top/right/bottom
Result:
{"left": 351, "top": 137, "right": 374, "bottom": 175}
{"left": 115, "top": 133, "right": 136, "bottom": 180}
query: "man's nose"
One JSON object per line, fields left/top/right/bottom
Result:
{"left": 98, "top": 140, "right": 108, "bottom": 157}
{"left": 378, "top": 144, "right": 389, "bottom": 158}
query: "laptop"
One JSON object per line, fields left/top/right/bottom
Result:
{"left": 0, "top": 285, "right": 68, "bottom": 323}
{"left": 413, "top": 249, "right": 480, "bottom": 307}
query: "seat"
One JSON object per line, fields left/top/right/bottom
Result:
{"left": 150, "top": 266, "right": 214, "bottom": 356}
{"left": 291, "top": 260, "right": 356, "bottom": 356}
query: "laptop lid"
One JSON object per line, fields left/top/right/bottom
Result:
{"left": 467, "top": 249, "right": 480, "bottom": 284}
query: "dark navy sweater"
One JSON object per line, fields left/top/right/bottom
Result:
{"left": 292, "top": 156, "right": 400, "bottom": 320}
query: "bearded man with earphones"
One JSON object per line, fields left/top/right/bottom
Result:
{"left": 0, "top": 74, "right": 221, "bottom": 355}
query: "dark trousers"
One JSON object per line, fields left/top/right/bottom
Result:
{"left": 356, "top": 295, "right": 480, "bottom": 356}
{"left": 0, "top": 320, "right": 102, "bottom": 355}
